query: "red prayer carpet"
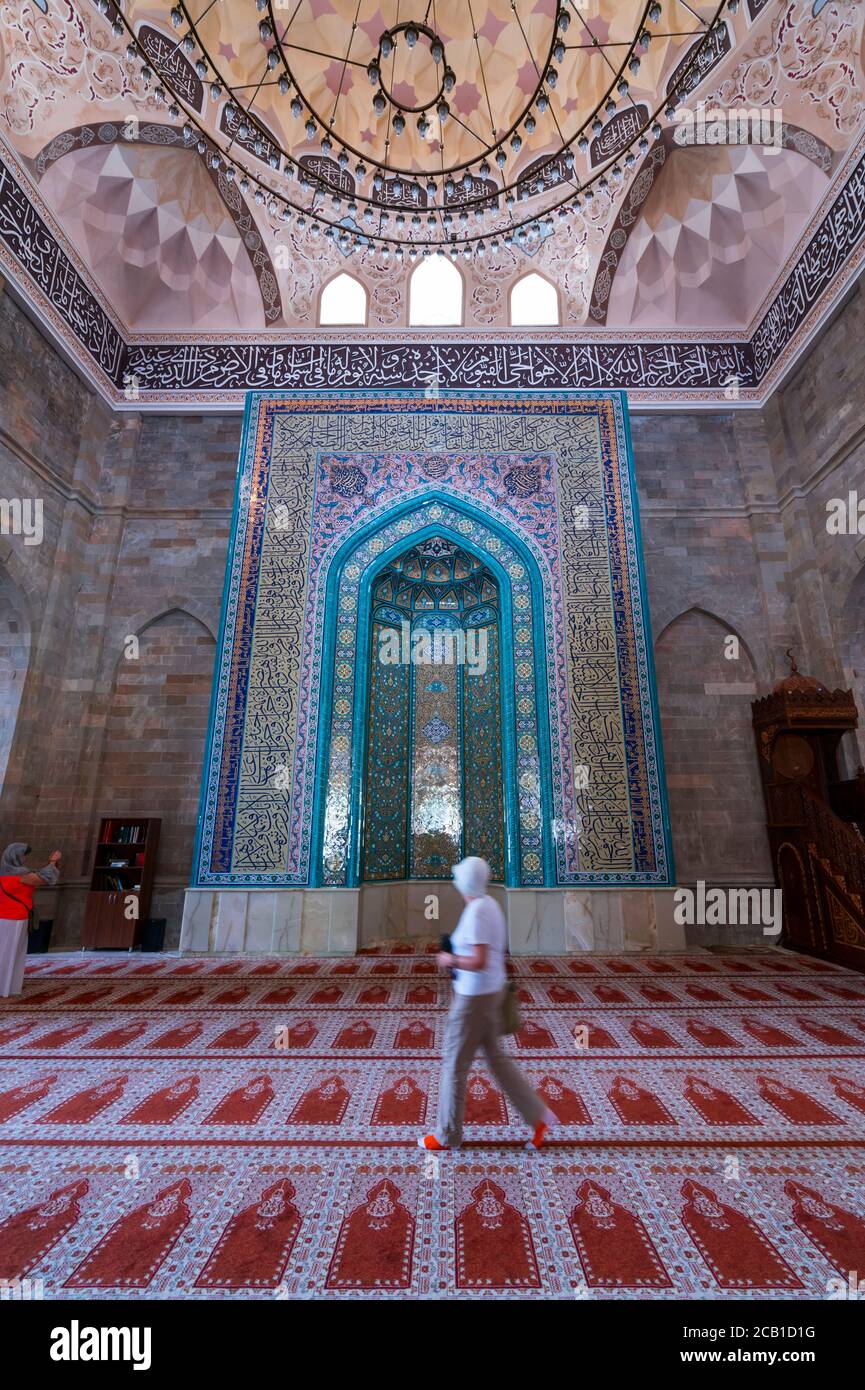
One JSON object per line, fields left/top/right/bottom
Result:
{"left": 1, "top": 945, "right": 864, "bottom": 1299}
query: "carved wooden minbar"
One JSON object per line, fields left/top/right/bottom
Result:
{"left": 752, "top": 655, "right": 865, "bottom": 971}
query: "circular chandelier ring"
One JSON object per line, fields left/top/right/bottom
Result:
{"left": 170, "top": 0, "right": 653, "bottom": 197}
{"left": 111, "top": 1, "right": 735, "bottom": 253}
{"left": 376, "top": 22, "right": 447, "bottom": 115}
{"left": 264, "top": 0, "right": 566, "bottom": 182}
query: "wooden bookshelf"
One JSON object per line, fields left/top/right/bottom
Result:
{"left": 82, "top": 817, "right": 161, "bottom": 950}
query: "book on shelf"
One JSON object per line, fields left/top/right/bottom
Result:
{"left": 86, "top": 817, "right": 159, "bottom": 949}
{"left": 100, "top": 822, "right": 145, "bottom": 845}
{"left": 102, "top": 876, "right": 142, "bottom": 893}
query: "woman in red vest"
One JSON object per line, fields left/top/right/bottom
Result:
{"left": 0, "top": 843, "right": 61, "bottom": 997}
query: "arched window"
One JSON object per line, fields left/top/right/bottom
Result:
{"left": 319, "top": 273, "right": 367, "bottom": 325}
{"left": 409, "top": 254, "right": 463, "bottom": 326}
{"left": 509, "top": 272, "right": 559, "bottom": 326}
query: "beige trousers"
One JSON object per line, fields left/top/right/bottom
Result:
{"left": 0, "top": 919, "right": 28, "bottom": 998}
{"left": 435, "top": 987, "right": 545, "bottom": 1147}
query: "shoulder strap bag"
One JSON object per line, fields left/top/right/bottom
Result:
{"left": 500, "top": 932, "right": 523, "bottom": 1035}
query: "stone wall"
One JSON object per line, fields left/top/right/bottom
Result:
{"left": 632, "top": 409, "right": 785, "bottom": 898}
{"left": 0, "top": 279, "right": 112, "bottom": 934}
{"left": 761, "top": 285, "right": 865, "bottom": 770}
{"left": 95, "top": 609, "right": 217, "bottom": 935}
{"left": 1, "top": 277, "right": 863, "bottom": 948}
{"left": 0, "top": 281, "right": 241, "bottom": 946}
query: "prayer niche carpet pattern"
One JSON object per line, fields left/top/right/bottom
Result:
{"left": 1, "top": 949, "right": 864, "bottom": 1300}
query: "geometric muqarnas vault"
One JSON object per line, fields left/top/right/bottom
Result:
{"left": 193, "top": 390, "right": 673, "bottom": 888}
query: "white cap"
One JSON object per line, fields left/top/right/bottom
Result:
{"left": 452, "top": 856, "right": 491, "bottom": 897}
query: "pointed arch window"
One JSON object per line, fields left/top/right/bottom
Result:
{"left": 319, "top": 273, "right": 367, "bottom": 326}
{"left": 510, "top": 272, "right": 559, "bottom": 326}
{"left": 409, "top": 254, "right": 463, "bottom": 326}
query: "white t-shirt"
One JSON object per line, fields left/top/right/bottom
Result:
{"left": 451, "top": 895, "right": 507, "bottom": 996}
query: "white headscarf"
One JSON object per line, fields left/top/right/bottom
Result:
{"left": 452, "top": 856, "right": 491, "bottom": 898}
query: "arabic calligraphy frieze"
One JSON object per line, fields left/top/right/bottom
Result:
{"left": 373, "top": 178, "right": 427, "bottom": 209}
{"left": 137, "top": 24, "right": 204, "bottom": 112}
{"left": 516, "top": 153, "right": 574, "bottom": 198}
{"left": 444, "top": 175, "right": 499, "bottom": 210}
{"left": 298, "top": 155, "right": 355, "bottom": 198}
{"left": 124, "top": 340, "right": 755, "bottom": 394}
{"left": 0, "top": 159, "right": 123, "bottom": 381}
{"left": 219, "top": 106, "right": 280, "bottom": 167}
{"left": 590, "top": 106, "right": 650, "bottom": 168}
{"left": 751, "top": 145, "right": 865, "bottom": 381}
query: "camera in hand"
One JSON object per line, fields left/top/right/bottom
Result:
{"left": 440, "top": 933, "right": 455, "bottom": 979}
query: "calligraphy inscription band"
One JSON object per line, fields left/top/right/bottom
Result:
{"left": 3, "top": 143, "right": 865, "bottom": 402}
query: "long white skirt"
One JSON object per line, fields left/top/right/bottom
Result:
{"left": 0, "top": 918, "right": 28, "bottom": 997}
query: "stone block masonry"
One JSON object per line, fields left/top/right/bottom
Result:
{"left": 1, "top": 278, "right": 864, "bottom": 946}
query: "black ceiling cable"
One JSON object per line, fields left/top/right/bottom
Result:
{"left": 107, "top": 0, "right": 734, "bottom": 253}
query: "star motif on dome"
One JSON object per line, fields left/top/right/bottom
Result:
{"left": 516, "top": 61, "right": 539, "bottom": 96}
{"left": 452, "top": 82, "right": 481, "bottom": 117}
{"left": 478, "top": 11, "right": 508, "bottom": 44}
{"left": 324, "top": 60, "right": 353, "bottom": 97}
{"left": 391, "top": 81, "right": 417, "bottom": 108}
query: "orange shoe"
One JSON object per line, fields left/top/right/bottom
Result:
{"left": 527, "top": 1108, "right": 557, "bottom": 1150}
{"left": 417, "top": 1134, "right": 449, "bottom": 1151}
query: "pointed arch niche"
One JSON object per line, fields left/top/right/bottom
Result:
{"left": 319, "top": 272, "right": 367, "bottom": 326}
{"left": 408, "top": 255, "right": 463, "bottom": 326}
{"left": 97, "top": 609, "right": 216, "bottom": 887}
{"left": 0, "top": 563, "right": 30, "bottom": 795}
{"left": 364, "top": 536, "right": 504, "bottom": 881}
{"left": 312, "top": 496, "right": 556, "bottom": 889}
{"left": 654, "top": 607, "right": 769, "bottom": 883}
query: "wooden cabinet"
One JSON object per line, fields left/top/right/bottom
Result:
{"left": 82, "top": 818, "right": 161, "bottom": 950}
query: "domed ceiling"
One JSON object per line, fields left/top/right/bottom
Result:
{"left": 38, "top": 140, "right": 267, "bottom": 329}
{"left": 374, "top": 538, "right": 499, "bottom": 615}
{"left": 0, "top": 0, "right": 864, "bottom": 403}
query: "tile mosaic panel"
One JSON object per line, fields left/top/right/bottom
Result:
{"left": 194, "top": 392, "right": 671, "bottom": 888}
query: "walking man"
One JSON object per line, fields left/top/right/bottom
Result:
{"left": 418, "top": 856, "right": 555, "bottom": 1151}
